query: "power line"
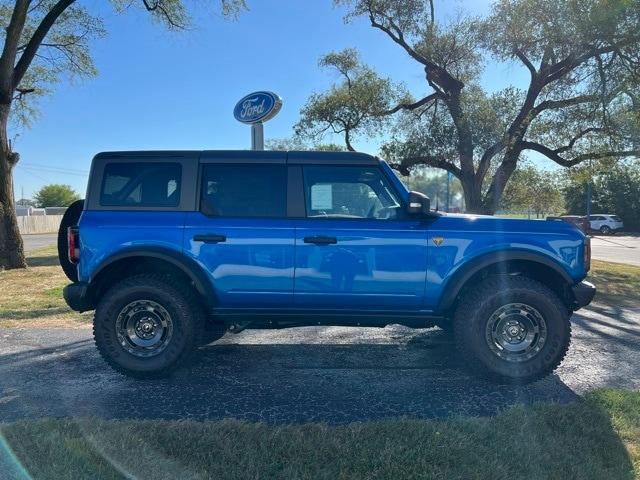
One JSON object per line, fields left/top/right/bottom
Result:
{"left": 20, "top": 162, "right": 89, "bottom": 175}
{"left": 18, "top": 163, "right": 89, "bottom": 177}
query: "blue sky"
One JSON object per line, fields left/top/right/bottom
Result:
{"left": 12, "top": 0, "right": 530, "bottom": 199}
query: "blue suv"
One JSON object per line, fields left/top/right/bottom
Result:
{"left": 59, "top": 150, "right": 595, "bottom": 383}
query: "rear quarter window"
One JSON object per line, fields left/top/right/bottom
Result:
{"left": 100, "top": 162, "right": 182, "bottom": 207}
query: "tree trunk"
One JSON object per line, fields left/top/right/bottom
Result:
{"left": 461, "top": 173, "right": 484, "bottom": 214}
{"left": 481, "top": 151, "right": 521, "bottom": 215}
{"left": 0, "top": 103, "right": 26, "bottom": 269}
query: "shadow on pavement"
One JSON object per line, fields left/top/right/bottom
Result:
{"left": 0, "top": 328, "right": 580, "bottom": 424}
{"left": 26, "top": 254, "right": 59, "bottom": 267}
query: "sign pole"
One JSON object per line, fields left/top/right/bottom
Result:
{"left": 251, "top": 122, "right": 264, "bottom": 151}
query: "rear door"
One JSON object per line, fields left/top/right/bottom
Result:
{"left": 292, "top": 161, "right": 429, "bottom": 311}
{"left": 184, "top": 153, "right": 294, "bottom": 308}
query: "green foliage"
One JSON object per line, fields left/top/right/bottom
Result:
{"left": 303, "top": 0, "right": 640, "bottom": 213}
{"left": 501, "top": 163, "right": 564, "bottom": 217}
{"left": 266, "top": 137, "right": 346, "bottom": 152}
{"left": 400, "top": 167, "right": 464, "bottom": 211}
{"left": 1, "top": 388, "right": 638, "bottom": 479}
{"left": 564, "top": 160, "right": 640, "bottom": 230}
{"left": 0, "top": 1, "right": 106, "bottom": 128}
{"left": 295, "top": 49, "right": 407, "bottom": 150}
{"left": 33, "top": 184, "right": 80, "bottom": 207}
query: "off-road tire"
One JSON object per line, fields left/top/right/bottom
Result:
{"left": 57, "top": 199, "right": 84, "bottom": 282}
{"left": 453, "top": 276, "right": 571, "bottom": 384}
{"left": 93, "top": 274, "right": 204, "bottom": 379}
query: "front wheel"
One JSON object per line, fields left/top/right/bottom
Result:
{"left": 93, "top": 274, "right": 204, "bottom": 379}
{"left": 453, "top": 276, "right": 571, "bottom": 384}
{"left": 600, "top": 225, "right": 611, "bottom": 235}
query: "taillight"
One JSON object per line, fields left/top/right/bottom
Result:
{"left": 584, "top": 236, "right": 591, "bottom": 272}
{"left": 67, "top": 226, "right": 80, "bottom": 264}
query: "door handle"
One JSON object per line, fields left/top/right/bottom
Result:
{"left": 193, "top": 234, "right": 227, "bottom": 244}
{"left": 303, "top": 236, "right": 337, "bottom": 245}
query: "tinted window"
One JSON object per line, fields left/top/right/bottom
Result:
{"left": 302, "top": 166, "right": 402, "bottom": 219}
{"left": 200, "top": 164, "right": 287, "bottom": 217}
{"left": 100, "top": 162, "right": 181, "bottom": 207}
{"left": 611, "top": 215, "right": 622, "bottom": 222}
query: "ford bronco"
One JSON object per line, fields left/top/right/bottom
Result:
{"left": 59, "top": 150, "right": 595, "bottom": 383}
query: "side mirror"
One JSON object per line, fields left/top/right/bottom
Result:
{"left": 407, "top": 191, "right": 431, "bottom": 215}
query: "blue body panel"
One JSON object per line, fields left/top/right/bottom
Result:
{"left": 183, "top": 213, "right": 295, "bottom": 307}
{"left": 423, "top": 214, "right": 585, "bottom": 309}
{"left": 78, "top": 210, "right": 187, "bottom": 283}
{"left": 293, "top": 219, "right": 428, "bottom": 310}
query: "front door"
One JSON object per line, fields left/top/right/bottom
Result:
{"left": 184, "top": 162, "right": 294, "bottom": 308}
{"left": 294, "top": 165, "right": 429, "bottom": 310}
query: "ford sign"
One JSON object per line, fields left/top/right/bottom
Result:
{"left": 234, "top": 91, "right": 282, "bottom": 124}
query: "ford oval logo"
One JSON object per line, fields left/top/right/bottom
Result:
{"left": 233, "top": 91, "right": 283, "bottom": 124}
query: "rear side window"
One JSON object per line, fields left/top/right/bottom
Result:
{"left": 611, "top": 215, "right": 622, "bottom": 222}
{"left": 100, "top": 162, "right": 182, "bottom": 207}
{"left": 200, "top": 164, "right": 287, "bottom": 217}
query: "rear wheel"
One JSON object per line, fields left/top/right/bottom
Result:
{"left": 600, "top": 225, "right": 611, "bottom": 235}
{"left": 453, "top": 276, "right": 570, "bottom": 384}
{"left": 93, "top": 274, "right": 204, "bottom": 379}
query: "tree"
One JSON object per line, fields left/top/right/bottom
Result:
{"left": 266, "top": 137, "right": 346, "bottom": 152}
{"left": 501, "top": 163, "right": 564, "bottom": 217}
{"left": 0, "top": 0, "right": 246, "bottom": 270}
{"left": 400, "top": 166, "right": 464, "bottom": 211}
{"left": 564, "top": 160, "right": 640, "bottom": 230}
{"left": 295, "top": 49, "right": 407, "bottom": 151}
{"left": 33, "top": 183, "right": 79, "bottom": 207}
{"left": 297, "top": 0, "right": 640, "bottom": 214}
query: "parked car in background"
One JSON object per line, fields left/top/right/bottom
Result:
{"left": 588, "top": 214, "right": 624, "bottom": 235}
{"left": 547, "top": 215, "right": 590, "bottom": 234}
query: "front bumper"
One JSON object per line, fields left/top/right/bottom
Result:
{"left": 63, "top": 282, "right": 94, "bottom": 312}
{"left": 571, "top": 280, "right": 596, "bottom": 310}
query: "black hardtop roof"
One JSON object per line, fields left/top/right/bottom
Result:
{"left": 93, "top": 150, "right": 379, "bottom": 165}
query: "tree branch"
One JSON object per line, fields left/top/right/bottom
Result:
{"left": 391, "top": 155, "right": 462, "bottom": 178}
{"left": 514, "top": 48, "right": 536, "bottom": 77}
{"left": 0, "top": 0, "right": 30, "bottom": 100}
{"left": 142, "top": 0, "right": 186, "bottom": 29}
{"left": 521, "top": 141, "right": 639, "bottom": 167}
{"left": 532, "top": 94, "right": 600, "bottom": 115}
{"left": 380, "top": 92, "right": 441, "bottom": 115}
{"left": 13, "top": 0, "right": 77, "bottom": 89}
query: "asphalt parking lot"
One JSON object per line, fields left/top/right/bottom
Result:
{"left": 590, "top": 235, "right": 640, "bottom": 266}
{"left": 1, "top": 303, "right": 638, "bottom": 424}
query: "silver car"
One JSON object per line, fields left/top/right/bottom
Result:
{"left": 589, "top": 214, "right": 624, "bottom": 234}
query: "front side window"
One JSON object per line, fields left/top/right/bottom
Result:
{"left": 302, "top": 166, "right": 402, "bottom": 219}
{"left": 100, "top": 162, "right": 182, "bottom": 207}
{"left": 200, "top": 164, "right": 287, "bottom": 217}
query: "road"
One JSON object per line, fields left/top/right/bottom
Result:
{"left": 590, "top": 235, "right": 640, "bottom": 266}
{"left": 1, "top": 303, "right": 638, "bottom": 424}
{"left": 21, "top": 233, "right": 56, "bottom": 253}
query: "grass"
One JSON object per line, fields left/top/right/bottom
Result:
{"left": 0, "top": 389, "right": 637, "bottom": 479}
{"left": 590, "top": 260, "right": 640, "bottom": 308}
{"left": 0, "top": 245, "right": 90, "bottom": 328}
{"left": 0, "top": 248, "right": 639, "bottom": 479}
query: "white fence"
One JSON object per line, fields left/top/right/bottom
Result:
{"left": 17, "top": 215, "right": 63, "bottom": 235}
